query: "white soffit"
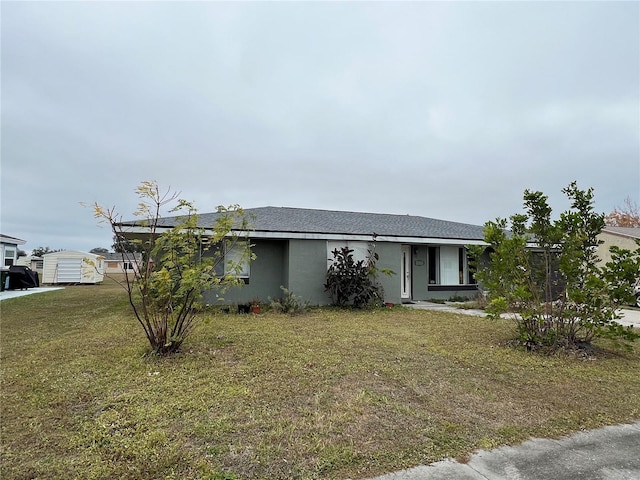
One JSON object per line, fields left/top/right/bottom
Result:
{"left": 120, "top": 226, "right": 488, "bottom": 246}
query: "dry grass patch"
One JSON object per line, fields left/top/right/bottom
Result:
{"left": 1, "top": 284, "right": 639, "bottom": 479}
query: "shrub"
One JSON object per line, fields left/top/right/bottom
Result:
{"left": 269, "top": 286, "right": 310, "bottom": 315}
{"left": 324, "top": 239, "right": 392, "bottom": 309}
{"left": 92, "top": 181, "right": 253, "bottom": 355}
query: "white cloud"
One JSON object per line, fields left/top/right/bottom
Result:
{"left": 1, "top": 1, "right": 638, "bottom": 252}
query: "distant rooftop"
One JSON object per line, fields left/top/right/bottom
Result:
{"left": 602, "top": 226, "right": 640, "bottom": 239}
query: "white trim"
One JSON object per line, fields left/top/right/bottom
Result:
{"left": 0, "top": 235, "right": 26, "bottom": 246}
{"left": 120, "top": 226, "right": 488, "bottom": 246}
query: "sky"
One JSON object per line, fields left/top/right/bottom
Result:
{"left": 2, "top": 1, "right": 639, "bottom": 254}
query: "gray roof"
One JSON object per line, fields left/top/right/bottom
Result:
{"left": 602, "top": 226, "right": 640, "bottom": 239}
{"left": 124, "top": 206, "right": 486, "bottom": 241}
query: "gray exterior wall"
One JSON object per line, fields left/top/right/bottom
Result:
{"left": 372, "top": 242, "right": 401, "bottom": 305}
{"left": 203, "top": 239, "right": 286, "bottom": 306}
{"left": 204, "top": 238, "right": 482, "bottom": 306}
{"left": 285, "top": 239, "right": 331, "bottom": 305}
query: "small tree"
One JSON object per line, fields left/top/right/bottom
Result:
{"left": 471, "top": 182, "right": 639, "bottom": 352}
{"left": 93, "top": 181, "right": 253, "bottom": 355}
{"left": 31, "top": 246, "right": 61, "bottom": 257}
{"left": 324, "top": 238, "right": 392, "bottom": 308}
{"left": 112, "top": 233, "right": 142, "bottom": 254}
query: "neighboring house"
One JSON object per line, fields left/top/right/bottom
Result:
{"left": 16, "top": 255, "right": 44, "bottom": 276}
{"left": 596, "top": 227, "right": 640, "bottom": 265}
{"left": 42, "top": 250, "right": 105, "bottom": 284}
{"left": 0, "top": 234, "right": 26, "bottom": 267}
{"left": 119, "top": 207, "right": 488, "bottom": 306}
{"left": 102, "top": 252, "right": 142, "bottom": 275}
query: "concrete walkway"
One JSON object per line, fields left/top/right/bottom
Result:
{"left": 365, "top": 421, "right": 640, "bottom": 480}
{"left": 404, "top": 301, "right": 640, "bottom": 329}
{"left": 0, "top": 287, "right": 64, "bottom": 302}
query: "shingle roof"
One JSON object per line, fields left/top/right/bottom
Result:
{"left": 602, "top": 226, "right": 640, "bottom": 239}
{"left": 126, "top": 206, "right": 486, "bottom": 241}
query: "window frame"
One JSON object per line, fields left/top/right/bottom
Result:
{"left": 224, "top": 240, "right": 250, "bottom": 279}
{"left": 428, "top": 246, "right": 472, "bottom": 286}
{"left": 4, "top": 247, "right": 16, "bottom": 267}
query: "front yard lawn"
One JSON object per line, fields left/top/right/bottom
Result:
{"left": 1, "top": 283, "right": 639, "bottom": 479}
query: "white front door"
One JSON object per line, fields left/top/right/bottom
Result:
{"left": 401, "top": 245, "right": 411, "bottom": 299}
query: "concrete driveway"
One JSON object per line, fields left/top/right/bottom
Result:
{"left": 365, "top": 421, "right": 640, "bottom": 480}
{"left": 0, "top": 287, "right": 64, "bottom": 302}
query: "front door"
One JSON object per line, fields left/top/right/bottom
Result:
{"left": 401, "top": 245, "right": 411, "bottom": 299}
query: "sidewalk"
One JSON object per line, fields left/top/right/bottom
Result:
{"left": 404, "top": 301, "right": 640, "bottom": 328}
{"left": 364, "top": 421, "right": 640, "bottom": 480}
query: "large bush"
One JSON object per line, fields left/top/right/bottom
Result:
{"left": 324, "top": 241, "right": 391, "bottom": 308}
{"left": 471, "top": 182, "right": 639, "bottom": 352}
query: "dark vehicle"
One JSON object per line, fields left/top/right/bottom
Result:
{"left": 634, "top": 281, "right": 640, "bottom": 308}
{"left": 5, "top": 265, "right": 39, "bottom": 290}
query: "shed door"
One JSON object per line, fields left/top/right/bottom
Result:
{"left": 56, "top": 258, "right": 82, "bottom": 283}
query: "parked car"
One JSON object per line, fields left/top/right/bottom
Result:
{"left": 634, "top": 281, "right": 640, "bottom": 308}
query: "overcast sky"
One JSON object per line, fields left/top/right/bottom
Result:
{"left": 2, "top": 1, "right": 638, "bottom": 253}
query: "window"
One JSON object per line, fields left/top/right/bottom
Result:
{"left": 327, "top": 241, "right": 370, "bottom": 269}
{"left": 4, "top": 247, "right": 16, "bottom": 266}
{"left": 225, "top": 241, "right": 250, "bottom": 278}
{"left": 428, "top": 246, "right": 469, "bottom": 285}
{"left": 428, "top": 247, "right": 439, "bottom": 284}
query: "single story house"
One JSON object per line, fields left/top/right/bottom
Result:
{"left": 102, "top": 252, "right": 143, "bottom": 275}
{"left": 16, "top": 255, "right": 44, "bottom": 275}
{"left": 42, "top": 250, "right": 105, "bottom": 284}
{"left": 1, "top": 234, "right": 26, "bottom": 267}
{"left": 119, "top": 207, "right": 488, "bottom": 306}
{"left": 596, "top": 226, "right": 640, "bottom": 265}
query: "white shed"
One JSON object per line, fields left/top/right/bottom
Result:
{"left": 42, "top": 250, "right": 104, "bottom": 284}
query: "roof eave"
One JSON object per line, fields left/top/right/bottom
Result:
{"left": 119, "top": 225, "right": 487, "bottom": 245}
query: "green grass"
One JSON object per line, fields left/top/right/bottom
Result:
{"left": 1, "top": 283, "right": 639, "bottom": 480}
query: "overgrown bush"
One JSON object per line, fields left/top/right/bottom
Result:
{"left": 93, "top": 181, "right": 253, "bottom": 355}
{"left": 268, "top": 286, "right": 310, "bottom": 315}
{"left": 470, "top": 182, "right": 639, "bottom": 353}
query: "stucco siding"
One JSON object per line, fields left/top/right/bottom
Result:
{"left": 373, "top": 242, "right": 401, "bottom": 304}
{"left": 597, "top": 232, "right": 639, "bottom": 265}
{"left": 204, "top": 239, "right": 286, "bottom": 305}
{"left": 286, "top": 239, "right": 329, "bottom": 305}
